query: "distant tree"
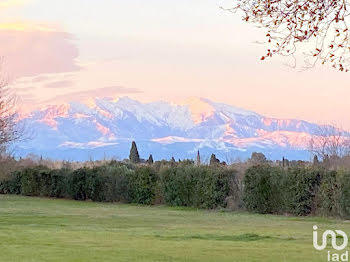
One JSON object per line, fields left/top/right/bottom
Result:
{"left": 129, "top": 141, "right": 140, "bottom": 163}
{"left": 226, "top": 0, "right": 350, "bottom": 71}
{"left": 0, "top": 66, "right": 21, "bottom": 155}
{"left": 209, "top": 154, "right": 220, "bottom": 166}
{"left": 179, "top": 159, "right": 195, "bottom": 166}
{"left": 196, "top": 150, "right": 201, "bottom": 166}
{"left": 248, "top": 152, "right": 268, "bottom": 165}
{"left": 146, "top": 154, "right": 154, "bottom": 164}
{"left": 170, "top": 157, "right": 176, "bottom": 163}
{"left": 313, "top": 155, "right": 320, "bottom": 167}
{"left": 309, "top": 125, "right": 350, "bottom": 161}
{"left": 323, "top": 154, "right": 331, "bottom": 168}
{"left": 282, "top": 157, "right": 290, "bottom": 169}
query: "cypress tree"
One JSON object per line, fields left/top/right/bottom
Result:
{"left": 146, "top": 154, "right": 154, "bottom": 164}
{"left": 196, "top": 150, "right": 201, "bottom": 166}
{"left": 129, "top": 141, "right": 140, "bottom": 163}
{"left": 209, "top": 154, "right": 220, "bottom": 166}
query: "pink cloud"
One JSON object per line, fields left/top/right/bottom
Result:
{"left": 0, "top": 30, "right": 80, "bottom": 78}
{"left": 31, "top": 75, "right": 51, "bottom": 82}
{"left": 44, "top": 80, "right": 74, "bottom": 89}
{"left": 41, "top": 86, "right": 142, "bottom": 104}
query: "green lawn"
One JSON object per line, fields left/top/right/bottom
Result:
{"left": 0, "top": 195, "right": 348, "bottom": 262}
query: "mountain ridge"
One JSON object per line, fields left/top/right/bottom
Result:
{"left": 14, "top": 96, "right": 332, "bottom": 161}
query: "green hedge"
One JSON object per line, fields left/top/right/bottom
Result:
{"left": 0, "top": 164, "right": 236, "bottom": 209}
{"left": 243, "top": 166, "right": 349, "bottom": 217}
{"left": 98, "top": 165, "right": 133, "bottom": 202}
{"left": 0, "top": 171, "right": 22, "bottom": 194}
{"left": 161, "top": 166, "right": 236, "bottom": 209}
{"left": 0, "top": 167, "right": 69, "bottom": 198}
{"left": 243, "top": 166, "right": 284, "bottom": 214}
{"left": 2, "top": 163, "right": 350, "bottom": 218}
{"left": 128, "top": 167, "right": 158, "bottom": 205}
{"left": 340, "top": 172, "right": 350, "bottom": 218}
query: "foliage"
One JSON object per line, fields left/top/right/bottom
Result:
{"left": 284, "top": 168, "right": 322, "bottom": 216}
{"left": 0, "top": 170, "right": 21, "bottom": 194}
{"left": 316, "top": 170, "right": 340, "bottom": 216}
{"left": 20, "top": 167, "right": 50, "bottom": 196}
{"left": 248, "top": 152, "right": 268, "bottom": 165}
{"left": 129, "top": 141, "right": 140, "bottom": 164}
{"left": 243, "top": 166, "right": 284, "bottom": 214}
{"left": 244, "top": 166, "right": 324, "bottom": 216}
{"left": 161, "top": 166, "right": 237, "bottom": 209}
{"left": 339, "top": 171, "right": 350, "bottom": 218}
{"left": 99, "top": 165, "right": 133, "bottom": 202}
{"left": 146, "top": 154, "right": 154, "bottom": 164}
{"left": 2, "top": 161, "right": 350, "bottom": 218}
{"left": 209, "top": 154, "right": 220, "bottom": 166}
{"left": 68, "top": 167, "right": 105, "bottom": 201}
{"left": 127, "top": 167, "right": 158, "bottom": 205}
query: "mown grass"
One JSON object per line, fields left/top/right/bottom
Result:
{"left": 0, "top": 195, "right": 349, "bottom": 262}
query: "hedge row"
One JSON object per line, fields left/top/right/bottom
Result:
{"left": 0, "top": 164, "right": 237, "bottom": 209}
{"left": 3, "top": 163, "right": 350, "bottom": 218}
{"left": 243, "top": 166, "right": 350, "bottom": 217}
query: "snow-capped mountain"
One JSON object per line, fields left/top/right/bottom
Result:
{"left": 15, "top": 97, "right": 328, "bottom": 161}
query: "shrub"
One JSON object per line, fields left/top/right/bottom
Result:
{"left": 97, "top": 165, "right": 133, "bottom": 202}
{"left": 127, "top": 167, "right": 158, "bottom": 205}
{"left": 44, "top": 169, "right": 69, "bottom": 198}
{"left": 339, "top": 172, "right": 350, "bottom": 218}
{"left": 5, "top": 167, "right": 70, "bottom": 198}
{"left": 4, "top": 160, "right": 350, "bottom": 218}
{"left": 316, "top": 170, "right": 340, "bottom": 216}
{"left": 161, "top": 166, "right": 236, "bottom": 209}
{"left": 243, "top": 166, "right": 284, "bottom": 214}
{"left": 284, "top": 168, "right": 322, "bottom": 216}
{"left": 20, "top": 167, "right": 50, "bottom": 196}
{"left": 68, "top": 168, "right": 105, "bottom": 201}
{"left": 0, "top": 171, "right": 22, "bottom": 194}
{"left": 244, "top": 166, "right": 324, "bottom": 216}
{"left": 161, "top": 167, "right": 194, "bottom": 207}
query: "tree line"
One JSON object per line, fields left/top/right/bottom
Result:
{"left": 2, "top": 158, "right": 350, "bottom": 218}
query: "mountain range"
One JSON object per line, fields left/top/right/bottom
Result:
{"left": 14, "top": 97, "right": 326, "bottom": 161}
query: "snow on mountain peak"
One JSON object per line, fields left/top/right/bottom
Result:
{"left": 38, "top": 104, "right": 70, "bottom": 129}
{"left": 16, "top": 96, "right": 335, "bottom": 161}
{"left": 205, "top": 99, "right": 259, "bottom": 117}
{"left": 181, "top": 97, "right": 215, "bottom": 124}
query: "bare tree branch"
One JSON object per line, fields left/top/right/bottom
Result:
{"left": 226, "top": 0, "right": 350, "bottom": 71}
{"left": 309, "top": 125, "right": 350, "bottom": 160}
{"left": 0, "top": 63, "right": 22, "bottom": 155}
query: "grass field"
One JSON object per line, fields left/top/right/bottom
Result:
{"left": 0, "top": 195, "right": 349, "bottom": 262}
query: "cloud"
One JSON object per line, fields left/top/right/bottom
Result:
{"left": 59, "top": 141, "right": 119, "bottom": 149}
{"left": 42, "top": 86, "right": 142, "bottom": 104}
{"left": 78, "top": 86, "right": 142, "bottom": 97}
{"left": 31, "top": 76, "right": 50, "bottom": 82}
{"left": 0, "top": 0, "right": 30, "bottom": 9}
{"left": 44, "top": 80, "right": 74, "bottom": 89}
{"left": 0, "top": 21, "right": 57, "bottom": 31}
{"left": 0, "top": 27, "right": 80, "bottom": 78}
{"left": 17, "top": 92, "right": 37, "bottom": 104}
{"left": 15, "top": 86, "right": 37, "bottom": 92}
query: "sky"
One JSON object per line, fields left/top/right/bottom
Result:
{"left": 1, "top": 0, "right": 350, "bottom": 129}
